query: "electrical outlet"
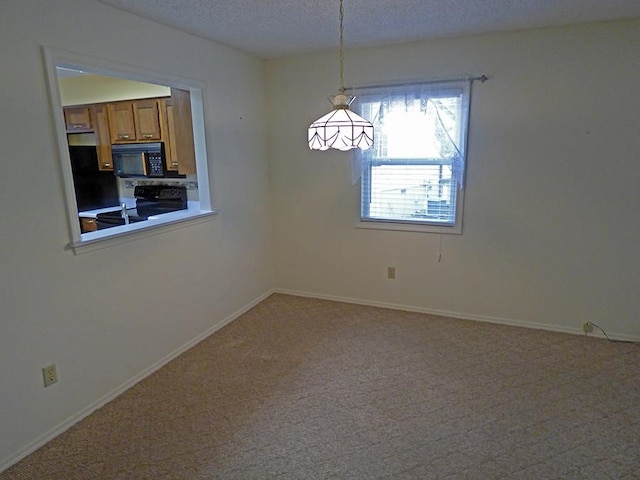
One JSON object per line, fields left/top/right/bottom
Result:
{"left": 582, "top": 322, "right": 593, "bottom": 334}
{"left": 42, "top": 364, "right": 58, "bottom": 387}
{"left": 387, "top": 266, "right": 396, "bottom": 279}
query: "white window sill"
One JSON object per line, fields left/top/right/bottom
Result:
{"left": 70, "top": 210, "right": 219, "bottom": 254}
{"left": 355, "top": 219, "right": 462, "bottom": 235}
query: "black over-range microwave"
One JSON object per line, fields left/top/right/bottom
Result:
{"left": 112, "top": 142, "right": 182, "bottom": 178}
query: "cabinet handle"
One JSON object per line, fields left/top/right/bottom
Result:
{"left": 118, "top": 134, "right": 130, "bottom": 139}
{"left": 102, "top": 163, "right": 111, "bottom": 167}
{"left": 171, "top": 161, "right": 179, "bottom": 166}
{"left": 142, "top": 134, "right": 154, "bottom": 139}
{"left": 72, "top": 124, "right": 85, "bottom": 129}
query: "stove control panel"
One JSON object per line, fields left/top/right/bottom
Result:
{"left": 134, "top": 185, "right": 188, "bottom": 213}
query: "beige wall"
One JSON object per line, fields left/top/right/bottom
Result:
{"left": 3, "top": 0, "right": 640, "bottom": 472}
{"left": 58, "top": 74, "right": 171, "bottom": 105}
{"left": 266, "top": 20, "right": 640, "bottom": 339}
{"left": 0, "top": 0, "right": 272, "bottom": 468}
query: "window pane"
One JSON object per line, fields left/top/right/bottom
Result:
{"left": 365, "top": 164, "right": 455, "bottom": 224}
{"left": 354, "top": 80, "right": 470, "bottom": 230}
{"left": 377, "top": 98, "right": 462, "bottom": 160}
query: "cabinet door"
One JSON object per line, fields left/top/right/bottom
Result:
{"left": 64, "top": 106, "right": 92, "bottom": 133}
{"left": 79, "top": 217, "right": 97, "bottom": 233}
{"left": 168, "top": 88, "right": 197, "bottom": 175}
{"left": 107, "top": 102, "right": 136, "bottom": 142}
{"left": 133, "top": 99, "right": 161, "bottom": 140}
{"left": 160, "top": 98, "right": 180, "bottom": 171}
{"left": 92, "top": 105, "right": 113, "bottom": 171}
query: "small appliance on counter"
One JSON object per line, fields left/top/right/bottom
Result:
{"left": 95, "top": 185, "right": 188, "bottom": 230}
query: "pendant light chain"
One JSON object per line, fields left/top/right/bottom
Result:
{"left": 307, "top": 0, "right": 374, "bottom": 151}
{"left": 339, "top": 0, "right": 345, "bottom": 94}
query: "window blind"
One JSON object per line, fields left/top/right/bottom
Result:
{"left": 353, "top": 80, "right": 471, "bottom": 227}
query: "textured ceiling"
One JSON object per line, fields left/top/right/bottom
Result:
{"left": 99, "top": 0, "right": 640, "bottom": 58}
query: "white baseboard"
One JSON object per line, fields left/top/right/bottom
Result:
{"left": 4, "top": 287, "right": 636, "bottom": 472}
{"left": 274, "top": 288, "right": 640, "bottom": 343}
{"left": 0, "top": 289, "right": 275, "bottom": 474}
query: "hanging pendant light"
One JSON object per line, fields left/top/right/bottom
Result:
{"left": 308, "top": 0, "right": 374, "bottom": 151}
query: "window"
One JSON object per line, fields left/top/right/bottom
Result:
{"left": 43, "top": 47, "right": 215, "bottom": 254}
{"left": 353, "top": 80, "right": 471, "bottom": 233}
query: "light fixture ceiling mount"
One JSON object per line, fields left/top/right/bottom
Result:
{"left": 308, "top": 0, "right": 374, "bottom": 151}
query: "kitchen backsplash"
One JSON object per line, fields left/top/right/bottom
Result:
{"left": 117, "top": 175, "right": 199, "bottom": 203}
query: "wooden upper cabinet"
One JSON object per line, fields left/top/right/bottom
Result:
{"left": 92, "top": 105, "right": 113, "bottom": 171}
{"left": 107, "top": 99, "right": 161, "bottom": 143}
{"left": 133, "top": 99, "right": 161, "bottom": 141}
{"left": 64, "top": 106, "right": 92, "bottom": 133}
{"left": 107, "top": 102, "right": 136, "bottom": 142}
{"left": 159, "top": 98, "right": 180, "bottom": 171}
{"left": 66, "top": 95, "right": 195, "bottom": 174}
{"left": 166, "top": 88, "right": 196, "bottom": 175}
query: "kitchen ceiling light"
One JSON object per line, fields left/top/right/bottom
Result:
{"left": 308, "top": 0, "right": 373, "bottom": 151}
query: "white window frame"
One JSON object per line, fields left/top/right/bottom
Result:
{"left": 353, "top": 79, "right": 472, "bottom": 234}
{"left": 42, "top": 46, "right": 217, "bottom": 254}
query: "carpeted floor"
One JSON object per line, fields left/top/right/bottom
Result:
{"left": 2, "top": 293, "right": 639, "bottom": 479}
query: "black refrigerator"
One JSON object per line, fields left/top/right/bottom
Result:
{"left": 68, "top": 146, "right": 120, "bottom": 212}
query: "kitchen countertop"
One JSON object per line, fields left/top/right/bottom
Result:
{"left": 78, "top": 202, "right": 135, "bottom": 219}
{"left": 78, "top": 201, "right": 201, "bottom": 220}
{"left": 74, "top": 202, "right": 216, "bottom": 251}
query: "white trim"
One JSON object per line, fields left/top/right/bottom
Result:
{"left": 70, "top": 210, "right": 219, "bottom": 254}
{"left": 356, "top": 220, "right": 462, "bottom": 235}
{"left": 41, "top": 45, "right": 214, "bottom": 251}
{"left": 274, "top": 288, "right": 640, "bottom": 343}
{"left": 4, "top": 287, "right": 636, "bottom": 472}
{"left": 0, "top": 289, "right": 275, "bottom": 474}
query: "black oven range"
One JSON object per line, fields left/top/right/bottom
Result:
{"left": 95, "top": 185, "right": 187, "bottom": 230}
